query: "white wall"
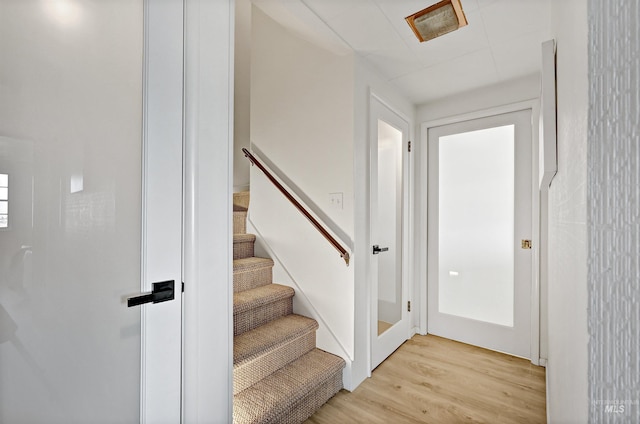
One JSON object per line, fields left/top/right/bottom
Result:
{"left": 234, "top": 0, "right": 251, "bottom": 192}
{"left": 546, "top": 0, "right": 589, "bottom": 422}
{"left": 250, "top": 4, "right": 357, "bottom": 389}
{"left": 416, "top": 74, "right": 540, "bottom": 123}
{"left": 251, "top": 5, "right": 354, "bottom": 237}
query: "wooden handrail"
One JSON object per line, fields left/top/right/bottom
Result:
{"left": 242, "top": 148, "right": 350, "bottom": 266}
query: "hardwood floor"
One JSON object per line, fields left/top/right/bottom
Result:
{"left": 377, "top": 320, "right": 393, "bottom": 335}
{"left": 305, "top": 335, "right": 546, "bottom": 424}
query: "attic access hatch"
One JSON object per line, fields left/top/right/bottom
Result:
{"left": 405, "top": 0, "right": 468, "bottom": 43}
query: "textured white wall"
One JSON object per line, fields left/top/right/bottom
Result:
{"left": 546, "top": 0, "right": 590, "bottom": 422}
{"left": 588, "top": 1, "right": 640, "bottom": 422}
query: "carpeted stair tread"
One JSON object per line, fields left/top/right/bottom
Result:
{"left": 233, "top": 257, "right": 274, "bottom": 272}
{"left": 234, "top": 205, "right": 248, "bottom": 212}
{"left": 233, "top": 349, "right": 345, "bottom": 424}
{"left": 234, "top": 233, "right": 256, "bottom": 242}
{"left": 233, "top": 284, "right": 294, "bottom": 315}
{"left": 234, "top": 314, "right": 318, "bottom": 364}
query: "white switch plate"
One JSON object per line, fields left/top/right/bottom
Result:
{"left": 329, "top": 192, "right": 343, "bottom": 209}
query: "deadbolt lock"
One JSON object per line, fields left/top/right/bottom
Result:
{"left": 521, "top": 240, "right": 532, "bottom": 249}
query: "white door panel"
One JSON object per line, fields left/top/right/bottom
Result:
{"left": 427, "top": 110, "right": 532, "bottom": 358}
{"left": 0, "top": 1, "right": 183, "bottom": 422}
{"left": 370, "top": 96, "right": 411, "bottom": 370}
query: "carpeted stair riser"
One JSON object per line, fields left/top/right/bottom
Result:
{"left": 234, "top": 299, "right": 293, "bottom": 336}
{"left": 270, "top": 369, "right": 343, "bottom": 424}
{"left": 233, "top": 258, "right": 274, "bottom": 293}
{"left": 234, "top": 315, "right": 319, "bottom": 395}
{"left": 234, "top": 331, "right": 316, "bottom": 395}
{"left": 233, "top": 349, "right": 345, "bottom": 424}
{"left": 233, "top": 191, "right": 251, "bottom": 210}
{"left": 233, "top": 284, "right": 295, "bottom": 336}
{"left": 234, "top": 207, "right": 248, "bottom": 234}
{"left": 234, "top": 234, "right": 256, "bottom": 260}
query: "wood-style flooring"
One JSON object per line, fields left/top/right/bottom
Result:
{"left": 305, "top": 334, "right": 546, "bottom": 424}
{"left": 377, "top": 320, "right": 393, "bottom": 336}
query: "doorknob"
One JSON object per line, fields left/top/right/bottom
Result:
{"left": 372, "top": 245, "right": 389, "bottom": 255}
{"left": 127, "top": 280, "right": 175, "bottom": 307}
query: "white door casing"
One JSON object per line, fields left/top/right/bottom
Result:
{"left": 141, "top": 0, "right": 184, "bottom": 421}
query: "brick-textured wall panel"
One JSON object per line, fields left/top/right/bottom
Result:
{"left": 588, "top": 0, "right": 640, "bottom": 422}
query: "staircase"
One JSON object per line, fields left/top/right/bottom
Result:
{"left": 232, "top": 198, "right": 345, "bottom": 424}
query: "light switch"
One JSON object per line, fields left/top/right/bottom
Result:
{"left": 329, "top": 192, "right": 343, "bottom": 209}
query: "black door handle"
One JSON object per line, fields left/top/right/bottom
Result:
{"left": 372, "top": 245, "right": 389, "bottom": 255}
{"left": 127, "top": 280, "right": 175, "bottom": 307}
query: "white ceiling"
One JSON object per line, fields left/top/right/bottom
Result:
{"left": 252, "top": 0, "right": 552, "bottom": 105}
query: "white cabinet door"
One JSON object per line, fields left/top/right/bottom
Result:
{"left": 0, "top": 1, "right": 183, "bottom": 422}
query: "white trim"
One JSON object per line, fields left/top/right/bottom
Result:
{"left": 417, "top": 121, "right": 429, "bottom": 336}
{"left": 539, "top": 40, "right": 558, "bottom": 189}
{"left": 530, "top": 100, "right": 542, "bottom": 366}
{"left": 419, "top": 100, "right": 541, "bottom": 364}
{"left": 182, "top": 0, "right": 235, "bottom": 422}
{"left": 141, "top": 0, "right": 184, "bottom": 421}
{"left": 370, "top": 92, "right": 413, "bottom": 127}
{"left": 421, "top": 99, "right": 537, "bottom": 130}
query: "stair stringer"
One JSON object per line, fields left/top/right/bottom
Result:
{"left": 247, "top": 218, "right": 355, "bottom": 391}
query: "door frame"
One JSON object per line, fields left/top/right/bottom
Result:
{"left": 142, "top": 0, "right": 236, "bottom": 421}
{"left": 181, "top": 0, "right": 235, "bottom": 422}
{"left": 141, "top": 1, "right": 184, "bottom": 421}
{"left": 417, "top": 99, "right": 543, "bottom": 365}
{"left": 368, "top": 93, "right": 414, "bottom": 370}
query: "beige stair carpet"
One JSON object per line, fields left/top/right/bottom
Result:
{"left": 232, "top": 196, "right": 344, "bottom": 424}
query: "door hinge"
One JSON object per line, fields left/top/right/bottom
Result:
{"left": 408, "top": 141, "right": 412, "bottom": 152}
{"left": 407, "top": 301, "right": 411, "bottom": 312}
{"left": 182, "top": 282, "right": 185, "bottom": 292}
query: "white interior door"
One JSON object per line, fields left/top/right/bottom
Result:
{"left": 427, "top": 110, "right": 533, "bottom": 358}
{"left": 0, "top": 1, "right": 183, "bottom": 422}
{"left": 370, "top": 96, "right": 411, "bottom": 370}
